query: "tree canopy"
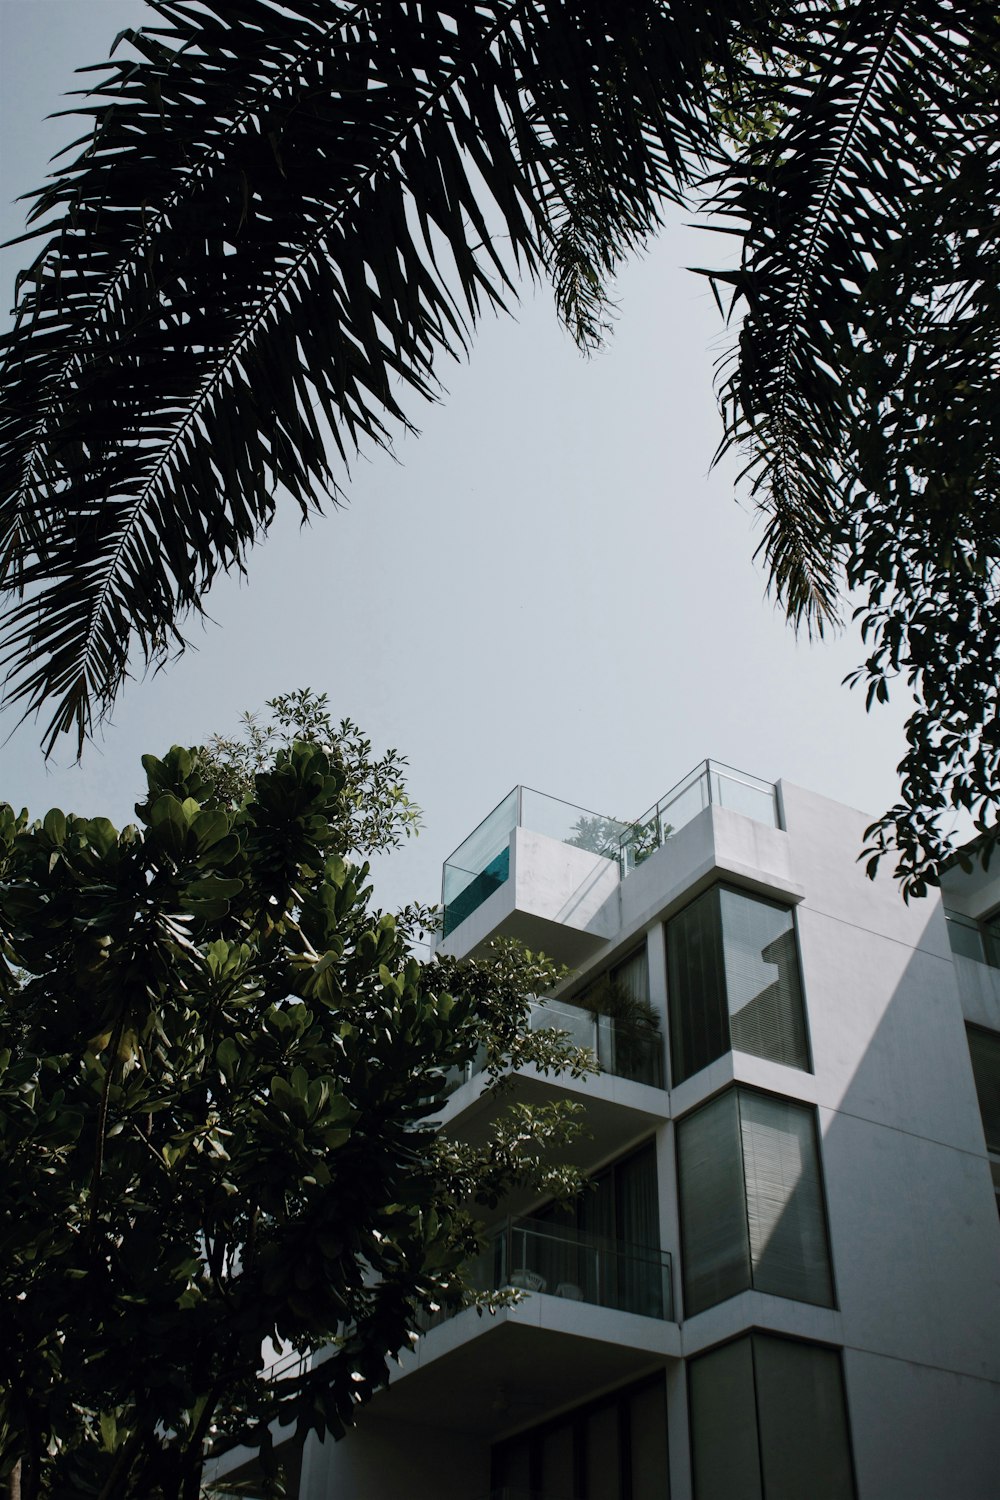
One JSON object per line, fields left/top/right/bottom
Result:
{"left": 0, "top": 696, "right": 589, "bottom": 1500}
{"left": 0, "top": 0, "right": 997, "bottom": 892}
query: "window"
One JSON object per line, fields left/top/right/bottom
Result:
{"left": 945, "top": 909, "right": 1000, "bottom": 968}
{"left": 533, "top": 1140, "right": 669, "bottom": 1318}
{"left": 666, "top": 887, "right": 809, "bottom": 1086}
{"left": 491, "top": 1374, "right": 667, "bottom": 1500}
{"left": 966, "top": 1025, "right": 1000, "bottom": 1217}
{"left": 575, "top": 945, "right": 665, "bottom": 1087}
{"left": 678, "top": 1089, "right": 834, "bottom": 1316}
{"left": 541, "top": 1140, "right": 660, "bottom": 1251}
{"left": 689, "top": 1334, "right": 855, "bottom": 1500}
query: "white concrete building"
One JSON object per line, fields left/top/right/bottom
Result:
{"left": 299, "top": 762, "right": 1000, "bottom": 1500}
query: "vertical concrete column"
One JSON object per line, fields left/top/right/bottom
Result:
{"left": 646, "top": 921, "right": 669, "bottom": 1032}
{"left": 655, "top": 1121, "right": 681, "bottom": 1320}
{"left": 666, "top": 1357, "right": 692, "bottom": 1500}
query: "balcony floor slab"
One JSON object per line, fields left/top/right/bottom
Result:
{"left": 375, "top": 1299, "right": 679, "bottom": 1437}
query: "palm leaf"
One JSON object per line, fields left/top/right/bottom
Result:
{"left": 707, "top": 0, "right": 1000, "bottom": 888}
{"left": 0, "top": 0, "right": 749, "bottom": 753}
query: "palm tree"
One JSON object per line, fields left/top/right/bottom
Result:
{"left": 1, "top": 0, "right": 997, "bottom": 893}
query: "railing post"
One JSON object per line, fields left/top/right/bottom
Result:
{"left": 516, "top": 784, "right": 523, "bottom": 828}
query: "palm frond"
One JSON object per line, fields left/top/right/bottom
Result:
{"left": 0, "top": 0, "right": 749, "bottom": 753}
{"left": 710, "top": 0, "right": 1000, "bottom": 886}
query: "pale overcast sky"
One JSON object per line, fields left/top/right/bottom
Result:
{"left": 0, "top": 0, "right": 913, "bottom": 914}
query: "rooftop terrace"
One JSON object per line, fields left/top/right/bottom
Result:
{"left": 441, "top": 760, "right": 779, "bottom": 941}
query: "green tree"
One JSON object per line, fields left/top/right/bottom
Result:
{"left": 0, "top": 1, "right": 996, "bottom": 891}
{"left": 0, "top": 699, "right": 590, "bottom": 1500}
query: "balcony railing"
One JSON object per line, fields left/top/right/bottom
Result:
{"left": 442, "top": 998, "right": 664, "bottom": 1093}
{"left": 441, "top": 765, "right": 779, "bottom": 937}
{"left": 618, "top": 759, "right": 779, "bottom": 876}
{"left": 465, "top": 1216, "right": 673, "bottom": 1322}
{"left": 442, "top": 787, "right": 629, "bottom": 937}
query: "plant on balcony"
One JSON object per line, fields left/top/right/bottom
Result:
{"left": 623, "top": 817, "right": 675, "bottom": 870}
{"left": 566, "top": 815, "right": 626, "bottom": 861}
{"left": 575, "top": 977, "right": 663, "bottom": 1087}
{"left": 0, "top": 697, "right": 590, "bottom": 1500}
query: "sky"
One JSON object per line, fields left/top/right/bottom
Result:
{"left": 0, "top": 0, "right": 914, "bottom": 916}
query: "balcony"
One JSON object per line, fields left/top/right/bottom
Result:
{"left": 466, "top": 1216, "right": 674, "bottom": 1323}
{"left": 442, "top": 787, "right": 629, "bottom": 938}
{"left": 444, "top": 997, "right": 664, "bottom": 1093}
{"left": 377, "top": 1227, "right": 679, "bottom": 1437}
{"left": 439, "top": 765, "right": 781, "bottom": 957}
{"left": 619, "top": 760, "right": 780, "bottom": 876}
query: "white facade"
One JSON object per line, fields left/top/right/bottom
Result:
{"left": 299, "top": 767, "right": 1000, "bottom": 1500}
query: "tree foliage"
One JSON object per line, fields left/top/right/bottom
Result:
{"left": 707, "top": 1, "right": 1000, "bottom": 892}
{"left": 0, "top": 1, "right": 997, "bottom": 891}
{"left": 0, "top": 699, "right": 590, "bottom": 1499}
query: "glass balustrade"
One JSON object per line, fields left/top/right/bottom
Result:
{"left": 441, "top": 764, "right": 778, "bottom": 933}
{"left": 458, "top": 1216, "right": 673, "bottom": 1322}
{"left": 619, "top": 760, "right": 779, "bottom": 876}
{"left": 442, "top": 788, "right": 628, "bottom": 937}
{"left": 439, "top": 998, "right": 663, "bottom": 1096}
{"left": 442, "top": 787, "right": 520, "bottom": 937}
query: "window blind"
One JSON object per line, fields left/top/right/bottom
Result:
{"left": 585, "top": 1402, "right": 620, "bottom": 1499}
{"left": 753, "top": 1336, "right": 855, "bottom": 1500}
{"left": 739, "top": 1093, "right": 834, "bottom": 1307}
{"left": 679, "top": 1090, "right": 834, "bottom": 1315}
{"left": 667, "top": 887, "right": 809, "bottom": 1086}
{"left": 678, "top": 1091, "right": 751, "bottom": 1315}
{"left": 630, "top": 1382, "right": 669, "bottom": 1500}
{"left": 690, "top": 1336, "right": 856, "bottom": 1500}
{"left": 613, "top": 945, "right": 650, "bottom": 1009}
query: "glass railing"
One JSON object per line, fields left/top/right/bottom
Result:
{"left": 441, "top": 788, "right": 628, "bottom": 937}
{"left": 442, "top": 787, "right": 519, "bottom": 937}
{"left": 619, "top": 760, "right": 779, "bottom": 876}
{"left": 441, "top": 998, "right": 664, "bottom": 1094}
{"left": 466, "top": 1216, "right": 673, "bottom": 1322}
{"left": 441, "top": 764, "right": 778, "bottom": 934}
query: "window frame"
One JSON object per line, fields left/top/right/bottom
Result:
{"left": 686, "top": 1331, "right": 857, "bottom": 1500}
{"left": 945, "top": 907, "right": 1000, "bottom": 969}
{"left": 664, "top": 883, "right": 813, "bottom": 1088}
{"left": 965, "top": 1023, "right": 1000, "bottom": 1218}
{"left": 676, "top": 1085, "right": 837, "bottom": 1317}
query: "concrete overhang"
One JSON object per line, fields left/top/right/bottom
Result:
{"left": 438, "top": 807, "right": 803, "bottom": 973}
{"left": 374, "top": 1296, "right": 679, "bottom": 1437}
{"left": 435, "top": 1067, "right": 668, "bottom": 1216}
{"left": 438, "top": 827, "right": 621, "bottom": 966}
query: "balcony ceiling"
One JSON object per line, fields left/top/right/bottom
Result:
{"left": 369, "top": 1309, "right": 674, "bottom": 1438}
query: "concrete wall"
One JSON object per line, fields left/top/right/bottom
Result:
{"left": 779, "top": 782, "right": 1000, "bottom": 1494}
{"left": 844, "top": 1350, "right": 1000, "bottom": 1500}
{"left": 512, "top": 826, "right": 620, "bottom": 936}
